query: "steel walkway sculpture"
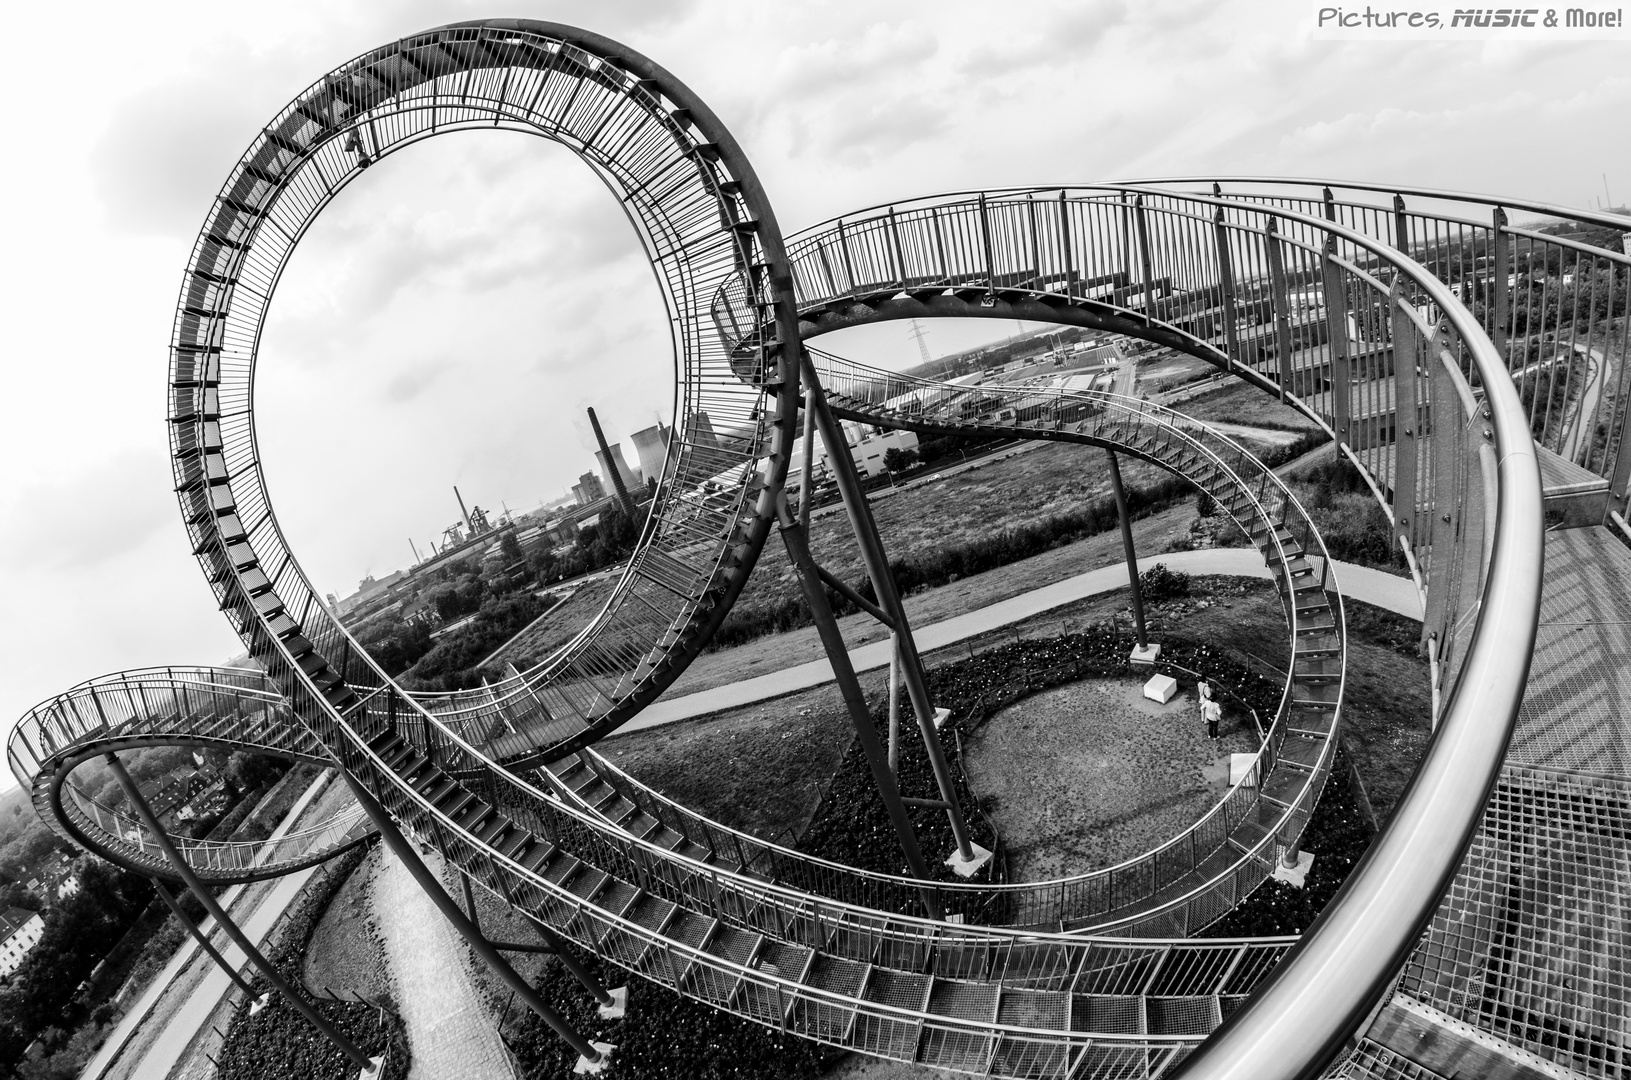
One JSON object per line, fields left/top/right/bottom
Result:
{"left": 10, "top": 18, "right": 1630, "bottom": 1080}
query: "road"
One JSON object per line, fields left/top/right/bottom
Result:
{"left": 623, "top": 548, "right": 1420, "bottom": 733}
{"left": 82, "top": 772, "right": 337, "bottom": 1080}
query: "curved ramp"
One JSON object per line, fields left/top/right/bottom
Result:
{"left": 8, "top": 667, "right": 369, "bottom": 885}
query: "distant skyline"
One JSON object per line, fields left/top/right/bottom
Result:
{"left": 2, "top": 0, "right": 1629, "bottom": 772}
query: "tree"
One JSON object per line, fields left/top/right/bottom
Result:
{"left": 882, "top": 447, "right": 919, "bottom": 473}
{"left": 499, "top": 529, "right": 524, "bottom": 564}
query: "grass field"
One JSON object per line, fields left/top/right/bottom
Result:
{"left": 658, "top": 499, "right": 1203, "bottom": 699}
{"left": 488, "top": 442, "right": 1189, "bottom": 676}
{"left": 487, "top": 573, "right": 617, "bottom": 671}
{"left": 605, "top": 574, "right": 1431, "bottom": 878}
{"left": 1179, "top": 379, "right": 1324, "bottom": 432}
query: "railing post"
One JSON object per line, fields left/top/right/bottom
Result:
{"left": 836, "top": 219, "right": 856, "bottom": 292}
{"left": 1057, "top": 191, "right": 1076, "bottom": 296}
{"left": 1321, "top": 236, "right": 1354, "bottom": 447}
{"left": 1423, "top": 327, "right": 1462, "bottom": 664}
{"left": 1392, "top": 193, "right": 1410, "bottom": 255}
{"left": 1025, "top": 194, "right": 1043, "bottom": 291}
{"left": 977, "top": 193, "right": 997, "bottom": 290}
{"left": 1134, "top": 194, "right": 1157, "bottom": 324}
{"left": 1213, "top": 209, "right": 1239, "bottom": 372}
{"left": 1391, "top": 285, "right": 1424, "bottom": 555}
{"left": 886, "top": 207, "right": 906, "bottom": 288}
{"left": 1490, "top": 207, "right": 1511, "bottom": 361}
{"left": 1264, "top": 218, "right": 1295, "bottom": 403}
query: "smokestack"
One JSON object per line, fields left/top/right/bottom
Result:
{"left": 454, "top": 486, "right": 473, "bottom": 533}
{"left": 409, "top": 538, "right": 422, "bottom": 565}
{"left": 587, "top": 406, "right": 635, "bottom": 513}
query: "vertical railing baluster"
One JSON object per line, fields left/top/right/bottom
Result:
{"left": 1264, "top": 218, "right": 1295, "bottom": 403}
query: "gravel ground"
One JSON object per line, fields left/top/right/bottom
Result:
{"left": 301, "top": 844, "right": 389, "bottom": 1001}
{"left": 964, "top": 675, "right": 1260, "bottom": 882}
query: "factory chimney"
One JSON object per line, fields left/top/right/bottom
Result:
{"left": 587, "top": 407, "right": 635, "bottom": 513}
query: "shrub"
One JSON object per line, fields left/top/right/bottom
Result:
{"left": 1139, "top": 563, "right": 1192, "bottom": 602}
{"left": 506, "top": 955, "right": 830, "bottom": 1080}
{"left": 1195, "top": 490, "right": 1217, "bottom": 518}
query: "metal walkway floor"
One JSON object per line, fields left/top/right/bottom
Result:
{"left": 1345, "top": 527, "right": 1631, "bottom": 1080}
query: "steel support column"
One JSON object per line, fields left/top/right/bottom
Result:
{"left": 149, "top": 877, "right": 258, "bottom": 998}
{"left": 799, "top": 354, "right": 975, "bottom": 862}
{"left": 337, "top": 770, "right": 608, "bottom": 1063}
{"left": 103, "top": 754, "right": 375, "bottom": 1072}
{"left": 777, "top": 498, "right": 944, "bottom": 919}
{"left": 1106, "top": 450, "right": 1149, "bottom": 648}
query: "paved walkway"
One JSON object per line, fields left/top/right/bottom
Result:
{"left": 373, "top": 849, "right": 514, "bottom": 1080}
{"left": 625, "top": 549, "right": 1422, "bottom": 732}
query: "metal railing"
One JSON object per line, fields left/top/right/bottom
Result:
{"left": 9, "top": 15, "right": 1558, "bottom": 1076}
{"left": 163, "top": 20, "right": 804, "bottom": 772}
{"left": 8, "top": 667, "right": 371, "bottom": 882}
{"left": 714, "top": 185, "right": 1541, "bottom": 1078}
{"left": 541, "top": 352, "right": 1346, "bottom": 941}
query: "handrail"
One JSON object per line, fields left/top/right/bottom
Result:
{"left": 534, "top": 364, "right": 1342, "bottom": 935}
{"left": 4, "top": 15, "right": 1560, "bottom": 1067}
{"left": 727, "top": 184, "right": 1543, "bottom": 1075}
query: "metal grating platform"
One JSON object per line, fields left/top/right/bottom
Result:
{"left": 1356, "top": 527, "right": 1631, "bottom": 1080}
{"left": 1507, "top": 528, "right": 1631, "bottom": 780}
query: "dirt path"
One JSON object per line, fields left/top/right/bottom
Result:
{"left": 373, "top": 850, "right": 515, "bottom": 1080}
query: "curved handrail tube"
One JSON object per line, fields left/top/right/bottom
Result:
{"left": 11, "top": 666, "right": 373, "bottom": 884}
{"left": 4, "top": 14, "right": 1565, "bottom": 1073}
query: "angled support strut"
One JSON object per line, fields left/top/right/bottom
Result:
{"left": 103, "top": 753, "right": 376, "bottom": 1072}
{"left": 777, "top": 495, "right": 944, "bottom": 919}
{"left": 799, "top": 355, "right": 976, "bottom": 863}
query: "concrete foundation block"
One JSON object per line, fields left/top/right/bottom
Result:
{"left": 932, "top": 707, "right": 952, "bottom": 730}
{"left": 597, "top": 985, "right": 629, "bottom": 1020}
{"left": 358, "top": 1055, "right": 386, "bottom": 1080}
{"left": 574, "top": 1043, "right": 617, "bottom": 1075}
{"left": 1130, "top": 642, "right": 1163, "bottom": 666}
{"left": 1142, "top": 673, "right": 1178, "bottom": 703}
{"left": 1230, "top": 753, "right": 1260, "bottom": 788}
{"left": 945, "top": 842, "right": 994, "bottom": 878}
{"left": 1272, "top": 850, "right": 1316, "bottom": 888}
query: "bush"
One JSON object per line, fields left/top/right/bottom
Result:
{"left": 507, "top": 956, "right": 830, "bottom": 1080}
{"left": 1139, "top": 563, "right": 1192, "bottom": 602}
{"left": 1195, "top": 490, "right": 1217, "bottom": 518}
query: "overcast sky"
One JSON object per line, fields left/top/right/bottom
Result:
{"left": 1, "top": 0, "right": 1627, "bottom": 776}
